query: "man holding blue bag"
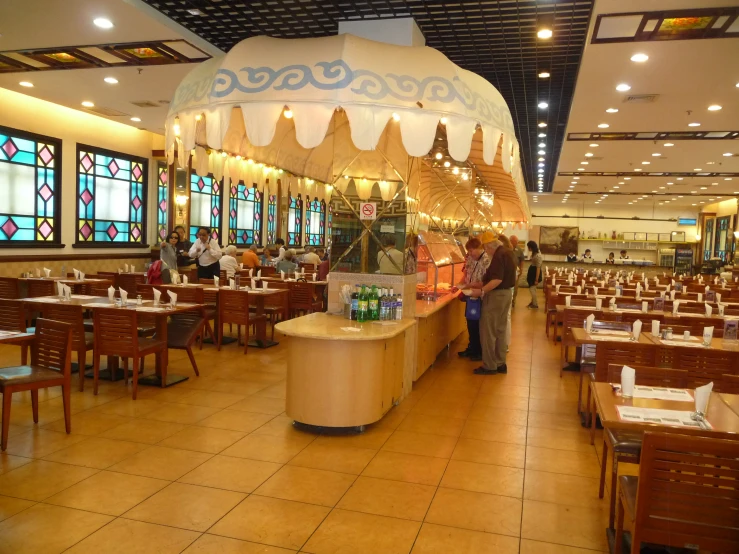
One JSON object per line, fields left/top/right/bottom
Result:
{"left": 457, "top": 236, "right": 491, "bottom": 362}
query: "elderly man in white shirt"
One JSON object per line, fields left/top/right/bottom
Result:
{"left": 188, "top": 226, "right": 223, "bottom": 279}
{"left": 219, "top": 245, "right": 240, "bottom": 278}
{"left": 301, "top": 246, "right": 322, "bottom": 268}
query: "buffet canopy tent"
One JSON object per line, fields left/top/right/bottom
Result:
{"left": 166, "top": 33, "right": 530, "bottom": 230}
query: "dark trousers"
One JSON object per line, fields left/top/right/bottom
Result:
{"left": 466, "top": 317, "right": 481, "bottom": 356}
{"left": 197, "top": 261, "right": 220, "bottom": 280}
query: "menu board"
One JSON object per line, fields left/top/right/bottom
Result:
{"left": 617, "top": 406, "right": 710, "bottom": 429}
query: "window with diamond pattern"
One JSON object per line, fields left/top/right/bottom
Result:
{"left": 0, "top": 126, "right": 61, "bottom": 245}
{"left": 305, "top": 197, "right": 325, "bottom": 246}
{"left": 156, "top": 162, "right": 169, "bottom": 242}
{"left": 189, "top": 173, "right": 222, "bottom": 243}
{"left": 228, "top": 181, "right": 262, "bottom": 246}
{"left": 287, "top": 194, "right": 303, "bottom": 247}
{"left": 76, "top": 145, "right": 148, "bottom": 245}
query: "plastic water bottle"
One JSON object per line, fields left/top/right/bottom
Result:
{"left": 395, "top": 293, "right": 403, "bottom": 320}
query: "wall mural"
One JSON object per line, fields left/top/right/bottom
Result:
{"left": 540, "top": 226, "right": 579, "bottom": 256}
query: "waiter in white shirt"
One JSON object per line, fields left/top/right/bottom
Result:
{"left": 188, "top": 226, "right": 222, "bottom": 279}
{"left": 274, "top": 238, "right": 286, "bottom": 263}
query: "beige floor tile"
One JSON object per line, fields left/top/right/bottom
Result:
{"left": 108, "top": 446, "right": 212, "bottom": 480}
{"left": 179, "top": 454, "right": 281, "bottom": 493}
{"left": 101, "top": 418, "right": 186, "bottom": 444}
{"left": 66, "top": 518, "right": 201, "bottom": 554}
{"left": 174, "top": 390, "right": 248, "bottom": 409}
{"left": 411, "top": 523, "right": 520, "bottom": 554}
{"left": 8, "top": 399, "right": 66, "bottom": 428}
{"left": 288, "top": 442, "right": 376, "bottom": 475}
{"left": 124, "top": 482, "right": 245, "bottom": 531}
{"left": 0, "top": 503, "right": 112, "bottom": 554}
{"left": 222, "top": 433, "right": 314, "bottom": 463}
{"left": 184, "top": 534, "right": 296, "bottom": 553}
{"left": 43, "top": 436, "right": 148, "bottom": 469}
{"left": 520, "top": 539, "right": 609, "bottom": 554}
{"left": 460, "top": 419, "right": 527, "bottom": 445}
{"left": 528, "top": 398, "right": 580, "bottom": 415}
{"left": 466, "top": 405, "right": 529, "bottom": 426}
{"left": 397, "top": 413, "right": 466, "bottom": 437}
{"left": 145, "top": 403, "right": 222, "bottom": 425}
{"left": 525, "top": 446, "right": 601, "bottom": 478}
{"left": 197, "top": 409, "right": 275, "bottom": 433}
{"left": 425, "top": 487, "right": 522, "bottom": 537}
{"left": 228, "top": 395, "right": 286, "bottom": 415}
{"left": 361, "top": 450, "right": 448, "bottom": 486}
{"left": 526, "top": 427, "right": 594, "bottom": 453}
{"left": 91, "top": 397, "right": 166, "bottom": 418}
{"left": 45, "top": 470, "right": 169, "bottom": 516}
{"left": 524, "top": 470, "right": 606, "bottom": 508}
{"left": 209, "top": 495, "right": 329, "bottom": 550}
{"left": 43, "top": 411, "right": 127, "bottom": 436}
{"left": 313, "top": 427, "right": 392, "bottom": 450}
{"left": 4, "top": 428, "right": 87, "bottom": 458}
{"left": 0, "top": 453, "right": 32, "bottom": 475}
{"left": 336, "top": 475, "right": 435, "bottom": 521}
{"left": 381, "top": 430, "right": 457, "bottom": 458}
{"left": 0, "top": 495, "right": 35, "bottom": 522}
{"left": 255, "top": 465, "right": 356, "bottom": 507}
{"left": 159, "top": 426, "right": 245, "bottom": 454}
{"left": 250, "top": 415, "right": 303, "bottom": 438}
{"left": 252, "top": 383, "right": 286, "bottom": 399}
{"left": 473, "top": 394, "right": 530, "bottom": 411}
{"left": 440, "top": 459, "right": 524, "bottom": 498}
{"left": 0, "top": 460, "right": 97, "bottom": 501}
{"left": 521, "top": 500, "right": 610, "bottom": 552}
{"left": 302, "top": 508, "right": 420, "bottom": 554}
{"left": 451, "top": 438, "right": 526, "bottom": 468}
{"left": 527, "top": 411, "right": 586, "bottom": 432}
{"left": 411, "top": 399, "right": 473, "bottom": 419}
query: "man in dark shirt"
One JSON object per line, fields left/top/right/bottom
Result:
{"left": 470, "top": 234, "right": 517, "bottom": 375}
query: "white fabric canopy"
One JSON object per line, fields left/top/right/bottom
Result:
{"left": 166, "top": 34, "right": 530, "bottom": 224}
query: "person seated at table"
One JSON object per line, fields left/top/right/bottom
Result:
{"left": 606, "top": 252, "right": 615, "bottom": 264}
{"left": 242, "top": 244, "right": 261, "bottom": 269}
{"left": 276, "top": 250, "right": 298, "bottom": 274}
{"left": 377, "top": 235, "right": 404, "bottom": 274}
{"left": 220, "top": 245, "right": 240, "bottom": 278}
{"left": 302, "top": 246, "right": 322, "bottom": 267}
{"left": 261, "top": 246, "right": 274, "bottom": 266}
{"left": 620, "top": 249, "right": 630, "bottom": 259}
{"left": 566, "top": 251, "right": 578, "bottom": 263}
{"left": 318, "top": 256, "right": 330, "bottom": 281}
{"left": 317, "top": 248, "right": 328, "bottom": 262}
{"left": 189, "top": 227, "right": 222, "bottom": 279}
{"left": 581, "top": 249, "right": 592, "bottom": 261}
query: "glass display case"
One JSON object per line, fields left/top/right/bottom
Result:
{"left": 416, "top": 230, "right": 466, "bottom": 300}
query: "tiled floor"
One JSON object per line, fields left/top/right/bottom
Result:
{"left": 0, "top": 293, "right": 614, "bottom": 553}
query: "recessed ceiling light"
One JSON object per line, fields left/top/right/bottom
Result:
{"left": 538, "top": 102, "right": 548, "bottom": 109}
{"left": 585, "top": 153, "right": 593, "bottom": 157}
{"left": 613, "top": 186, "right": 619, "bottom": 189}
{"left": 667, "top": 182, "right": 674, "bottom": 185}
{"left": 659, "top": 186, "right": 665, "bottom": 189}
{"left": 616, "top": 83, "right": 631, "bottom": 92}
{"left": 694, "top": 168, "right": 702, "bottom": 171}
{"left": 538, "top": 71, "right": 550, "bottom": 78}
{"left": 538, "top": 122, "right": 547, "bottom": 128}
{"left": 81, "top": 101, "right": 94, "bottom": 107}
{"left": 699, "top": 201, "right": 705, "bottom": 204}
{"left": 691, "top": 191, "right": 698, "bottom": 194}
{"left": 538, "top": 150, "right": 545, "bottom": 155}
{"left": 642, "top": 161, "right": 650, "bottom": 165}
{"left": 618, "top": 181, "right": 625, "bottom": 184}
{"left": 664, "top": 143, "right": 674, "bottom": 147}
{"left": 19, "top": 81, "right": 33, "bottom": 87}
{"left": 573, "top": 177, "right": 580, "bottom": 180}
{"left": 688, "top": 122, "right": 701, "bottom": 127}
{"left": 624, "top": 177, "right": 631, "bottom": 180}
{"left": 723, "top": 153, "right": 734, "bottom": 157}
{"left": 537, "top": 28, "right": 553, "bottom": 39}
{"left": 725, "top": 178, "right": 733, "bottom": 181}
{"left": 93, "top": 17, "right": 113, "bottom": 29}
{"left": 187, "top": 8, "right": 204, "bottom": 15}
{"left": 606, "top": 108, "right": 619, "bottom": 113}
{"left": 652, "top": 153, "right": 661, "bottom": 157}
{"left": 581, "top": 161, "right": 589, "bottom": 165}
{"left": 692, "top": 203, "right": 697, "bottom": 206}
{"left": 130, "top": 117, "right": 141, "bottom": 122}
{"left": 589, "top": 143, "right": 599, "bottom": 147}
{"left": 677, "top": 177, "right": 683, "bottom": 180}
{"left": 538, "top": 142, "right": 546, "bottom": 148}
{"left": 630, "top": 53, "right": 649, "bottom": 63}
{"left": 444, "top": 161, "right": 450, "bottom": 167}
{"left": 708, "top": 105, "right": 722, "bottom": 111}
{"left": 635, "top": 168, "right": 642, "bottom": 172}
{"left": 577, "top": 168, "right": 585, "bottom": 171}
{"left": 598, "top": 123, "right": 609, "bottom": 128}
{"left": 104, "top": 77, "right": 119, "bottom": 85}
{"left": 538, "top": 163, "right": 545, "bottom": 167}
{"left": 538, "top": 157, "right": 545, "bottom": 162}
{"left": 538, "top": 133, "right": 546, "bottom": 137}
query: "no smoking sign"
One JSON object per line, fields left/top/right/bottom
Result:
{"left": 359, "top": 202, "right": 377, "bottom": 220}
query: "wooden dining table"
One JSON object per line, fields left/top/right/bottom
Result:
{"left": 571, "top": 327, "right": 654, "bottom": 346}
{"left": 22, "top": 295, "right": 202, "bottom": 387}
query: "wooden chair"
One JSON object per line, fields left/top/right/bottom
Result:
{"left": 577, "top": 320, "right": 631, "bottom": 412}
{"left": 0, "top": 277, "right": 19, "bottom": 299}
{"left": 27, "top": 279, "right": 55, "bottom": 297}
{"left": 217, "top": 289, "right": 262, "bottom": 354}
{"left": 718, "top": 373, "right": 739, "bottom": 393}
{"left": 164, "top": 309, "right": 205, "bottom": 376}
{"left": 162, "top": 286, "right": 214, "bottom": 347}
{"left": 673, "top": 346, "right": 735, "bottom": 389}
{"left": 41, "top": 303, "right": 93, "bottom": 392}
{"left": 615, "top": 432, "right": 739, "bottom": 554}
{"left": 545, "top": 292, "right": 559, "bottom": 339}
{"left": 118, "top": 273, "right": 146, "bottom": 295}
{"left": 599, "top": 364, "right": 689, "bottom": 528}
{"left": 260, "top": 265, "right": 276, "bottom": 277}
{"left": 560, "top": 308, "right": 599, "bottom": 376}
{"left": 289, "top": 281, "right": 323, "bottom": 318}
{"left": 92, "top": 308, "right": 166, "bottom": 400}
{"left": 0, "top": 318, "right": 73, "bottom": 451}
{"left": 255, "top": 289, "right": 290, "bottom": 340}
{"left": 0, "top": 299, "right": 30, "bottom": 364}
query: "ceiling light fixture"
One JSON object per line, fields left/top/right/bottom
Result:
{"left": 635, "top": 168, "right": 642, "bottom": 172}
{"left": 187, "top": 8, "right": 204, "bottom": 15}
{"left": 694, "top": 168, "right": 702, "bottom": 171}
{"left": 537, "top": 28, "right": 553, "bottom": 39}
{"left": 130, "top": 117, "right": 141, "bottom": 122}
{"left": 688, "top": 122, "right": 701, "bottom": 127}
{"left": 538, "top": 122, "right": 547, "bottom": 128}
{"left": 19, "top": 81, "right": 33, "bottom": 87}
{"left": 538, "top": 157, "right": 545, "bottom": 162}
{"left": 577, "top": 168, "right": 585, "bottom": 171}
{"left": 440, "top": 117, "right": 448, "bottom": 125}
{"left": 581, "top": 161, "right": 589, "bottom": 165}
{"left": 652, "top": 153, "right": 661, "bottom": 157}
{"left": 81, "top": 101, "right": 94, "bottom": 108}
{"left": 723, "top": 153, "right": 734, "bottom": 157}
{"left": 616, "top": 83, "right": 631, "bottom": 92}
{"left": 598, "top": 123, "right": 609, "bottom": 128}
{"left": 435, "top": 152, "right": 443, "bottom": 160}
{"left": 538, "top": 150, "right": 545, "bottom": 155}
{"left": 708, "top": 105, "right": 722, "bottom": 111}
{"left": 664, "top": 143, "right": 674, "bottom": 147}
{"left": 103, "top": 77, "right": 118, "bottom": 84}
{"left": 443, "top": 161, "right": 450, "bottom": 168}
{"left": 93, "top": 17, "right": 114, "bottom": 29}
{"left": 585, "top": 152, "right": 593, "bottom": 157}
{"left": 642, "top": 161, "right": 650, "bottom": 165}
{"left": 538, "top": 142, "right": 546, "bottom": 148}
{"left": 538, "top": 133, "right": 546, "bottom": 137}
{"left": 538, "top": 71, "right": 550, "bottom": 78}
{"left": 538, "top": 102, "right": 548, "bottom": 109}
{"left": 590, "top": 143, "right": 599, "bottom": 147}
{"left": 630, "top": 53, "right": 649, "bottom": 63}
{"left": 391, "top": 112, "right": 400, "bottom": 121}
{"left": 606, "top": 108, "right": 619, "bottom": 113}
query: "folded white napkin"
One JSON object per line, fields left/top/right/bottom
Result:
{"left": 229, "top": 278, "right": 235, "bottom": 289}
{"left": 621, "top": 365, "right": 636, "bottom": 397}
{"left": 565, "top": 295, "right": 571, "bottom": 307}
{"left": 249, "top": 268, "right": 254, "bottom": 277}
{"left": 239, "top": 263, "right": 243, "bottom": 270}
{"left": 716, "top": 293, "right": 722, "bottom": 303}
{"left": 615, "top": 287, "right": 622, "bottom": 297}
{"left": 697, "top": 293, "right": 703, "bottom": 303}
{"left": 73, "top": 268, "right": 80, "bottom": 280}
{"left": 705, "top": 303, "right": 713, "bottom": 316}
{"left": 124, "top": 264, "right": 129, "bottom": 272}
{"left": 183, "top": 275, "right": 189, "bottom": 285}
{"left": 593, "top": 286, "right": 598, "bottom": 296}
{"left": 281, "top": 270, "right": 285, "bottom": 279}
{"left": 718, "top": 303, "right": 725, "bottom": 316}
{"left": 555, "top": 284, "right": 561, "bottom": 293}
{"left": 670, "top": 290, "right": 676, "bottom": 300}
{"left": 551, "top": 276, "right": 555, "bottom": 286}
{"left": 641, "top": 272, "right": 645, "bottom": 280}
{"left": 576, "top": 286, "right": 581, "bottom": 294}
{"left": 168, "top": 291, "right": 178, "bottom": 306}
{"left": 257, "top": 269, "right": 262, "bottom": 278}
{"left": 673, "top": 300, "right": 680, "bottom": 314}
{"left": 651, "top": 320, "right": 660, "bottom": 335}
{"left": 79, "top": 271, "right": 85, "bottom": 280}
{"left": 585, "top": 313, "right": 594, "bottom": 333}
{"left": 568, "top": 278, "right": 573, "bottom": 286}
{"left": 251, "top": 279, "right": 256, "bottom": 289}
{"left": 130, "top": 265, "right": 135, "bottom": 273}
{"left": 312, "top": 272, "right": 317, "bottom": 281}
{"left": 632, "top": 319, "right": 642, "bottom": 340}
{"left": 262, "top": 281, "right": 268, "bottom": 290}
{"left": 596, "top": 298, "right": 602, "bottom": 310}
{"left": 56, "top": 281, "right": 64, "bottom": 296}
{"left": 119, "top": 288, "right": 128, "bottom": 304}
{"left": 703, "top": 326, "right": 714, "bottom": 345}
{"left": 644, "top": 282, "right": 649, "bottom": 291}
{"left": 706, "top": 285, "right": 711, "bottom": 292}
{"left": 108, "top": 286, "right": 115, "bottom": 303}
{"left": 153, "top": 289, "right": 161, "bottom": 305}
{"left": 636, "top": 283, "right": 642, "bottom": 294}
{"left": 35, "top": 268, "right": 41, "bottom": 277}
{"left": 695, "top": 382, "right": 713, "bottom": 413}
{"left": 43, "top": 267, "right": 51, "bottom": 277}
{"left": 118, "top": 268, "right": 123, "bottom": 274}
{"left": 214, "top": 276, "right": 220, "bottom": 288}
{"left": 660, "top": 291, "right": 666, "bottom": 298}
{"left": 671, "top": 279, "right": 675, "bottom": 286}
{"left": 642, "top": 301, "right": 648, "bottom": 313}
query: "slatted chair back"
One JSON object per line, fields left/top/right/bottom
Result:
{"left": 41, "top": 304, "right": 86, "bottom": 350}
{"left": 594, "top": 342, "right": 656, "bottom": 382}
{"left": 92, "top": 308, "right": 140, "bottom": 358}
{"left": 82, "top": 278, "right": 112, "bottom": 295}
{"left": 260, "top": 265, "right": 276, "bottom": 277}
{"left": 118, "top": 273, "right": 145, "bottom": 295}
{"left": 678, "top": 316, "right": 720, "bottom": 335}
{"left": 599, "top": 311, "right": 623, "bottom": 322}
{"left": 0, "top": 299, "right": 26, "bottom": 332}
{"left": 571, "top": 298, "right": 596, "bottom": 307}
{"left": 562, "top": 308, "right": 598, "bottom": 341}
{"left": 268, "top": 280, "right": 290, "bottom": 290}
{"left": 619, "top": 312, "right": 664, "bottom": 326}
{"left": 718, "top": 374, "right": 739, "bottom": 393}
{"left": 631, "top": 432, "right": 739, "bottom": 554}
{"left": 32, "top": 318, "right": 73, "bottom": 376}
{"left": 606, "top": 364, "right": 688, "bottom": 387}
{"left": 219, "top": 269, "right": 228, "bottom": 283}
{"left": 289, "top": 282, "right": 318, "bottom": 313}
{"left": 136, "top": 284, "right": 156, "bottom": 300}
{"left": 162, "top": 286, "right": 202, "bottom": 304}
{"left": 27, "top": 279, "right": 55, "bottom": 298}
{"left": 591, "top": 320, "right": 631, "bottom": 332}
{"left": 675, "top": 304, "right": 704, "bottom": 314}
{"left": 556, "top": 285, "right": 580, "bottom": 294}
{"left": 219, "top": 289, "right": 250, "bottom": 326}
{"left": 0, "top": 277, "right": 20, "bottom": 299}
{"left": 673, "top": 346, "right": 736, "bottom": 389}
{"left": 299, "top": 263, "right": 316, "bottom": 272}
{"left": 96, "top": 271, "right": 119, "bottom": 288}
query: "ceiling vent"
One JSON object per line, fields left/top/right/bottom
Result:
{"left": 623, "top": 94, "right": 659, "bottom": 103}
{"left": 85, "top": 106, "right": 129, "bottom": 117}
{"left": 130, "top": 100, "right": 160, "bottom": 108}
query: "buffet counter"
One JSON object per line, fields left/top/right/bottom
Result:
{"left": 415, "top": 290, "right": 466, "bottom": 380}
{"left": 276, "top": 313, "right": 417, "bottom": 429}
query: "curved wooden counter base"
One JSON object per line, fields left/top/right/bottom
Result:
{"left": 276, "top": 313, "right": 417, "bottom": 428}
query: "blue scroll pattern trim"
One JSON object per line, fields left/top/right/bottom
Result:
{"left": 208, "top": 59, "right": 510, "bottom": 128}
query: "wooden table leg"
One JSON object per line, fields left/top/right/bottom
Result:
{"left": 156, "top": 314, "right": 168, "bottom": 386}
{"left": 248, "top": 294, "right": 279, "bottom": 349}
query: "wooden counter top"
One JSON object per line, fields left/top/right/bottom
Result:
{"left": 415, "top": 290, "right": 462, "bottom": 318}
{"left": 275, "top": 312, "right": 416, "bottom": 341}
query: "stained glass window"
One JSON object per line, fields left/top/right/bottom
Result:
{"left": 228, "top": 182, "right": 262, "bottom": 245}
{"left": 77, "top": 145, "right": 147, "bottom": 244}
{"left": 156, "top": 162, "right": 169, "bottom": 242}
{"left": 267, "top": 193, "right": 277, "bottom": 245}
{"left": 0, "top": 126, "right": 61, "bottom": 245}
{"left": 189, "top": 174, "right": 221, "bottom": 242}
{"left": 305, "top": 197, "right": 326, "bottom": 246}
{"left": 287, "top": 194, "right": 303, "bottom": 247}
